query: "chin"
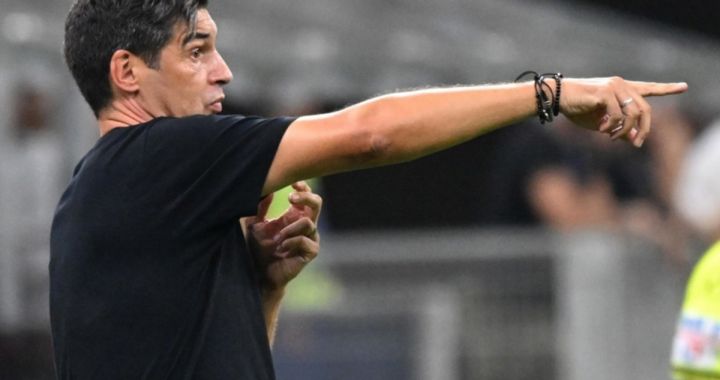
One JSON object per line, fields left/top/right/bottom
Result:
{"left": 190, "top": 108, "right": 214, "bottom": 116}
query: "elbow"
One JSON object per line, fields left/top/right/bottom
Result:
{"left": 363, "top": 133, "right": 392, "bottom": 164}
{"left": 341, "top": 99, "right": 395, "bottom": 166}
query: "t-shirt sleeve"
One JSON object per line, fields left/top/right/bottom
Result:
{"left": 141, "top": 114, "right": 294, "bottom": 232}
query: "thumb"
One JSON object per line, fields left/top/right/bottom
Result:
{"left": 255, "top": 193, "right": 274, "bottom": 220}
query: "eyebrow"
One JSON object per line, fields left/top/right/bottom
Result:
{"left": 182, "top": 32, "right": 211, "bottom": 46}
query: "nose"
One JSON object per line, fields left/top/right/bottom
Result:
{"left": 210, "top": 51, "right": 233, "bottom": 86}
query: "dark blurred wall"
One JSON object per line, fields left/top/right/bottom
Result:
{"left": 321, "top": 122, "right": 552, "bottom": 229}
{"left": 568, "top": 0, "right": 717, "bottom": 39}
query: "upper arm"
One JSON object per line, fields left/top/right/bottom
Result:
{"left": 262, "top": 110, "right": 382, "bottom": 195}
{"left": 147, "top": 115, "right": 293, "bottom": 227}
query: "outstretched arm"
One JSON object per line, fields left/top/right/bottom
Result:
{"left": 263, "top": 77, "right": 687, "bottom": 194}
{"left": 243, "top": 182, "right": 322, "bottom": 346}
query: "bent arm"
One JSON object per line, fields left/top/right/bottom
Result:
{"left": 243, "top": 182, "right": 322, "bottom": 346}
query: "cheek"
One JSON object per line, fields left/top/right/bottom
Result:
{"left": 164, "top": 64, "right": 209, "bottom": 114}
{"left": 177, "top": 84, "right": 208, "bottom": 114}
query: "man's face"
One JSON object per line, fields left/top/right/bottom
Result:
{"left": 136, "top": 9, "right": 232, "bottom": 117}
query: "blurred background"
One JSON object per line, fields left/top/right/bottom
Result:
{"left": 1, "top": 0, "right": 720, "bottom": 379}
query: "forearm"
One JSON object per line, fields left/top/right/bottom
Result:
{"left": 241, "top": 217, "right": 285, "bottom": 346}
{"left": 269, "top": 82, "right": 537, "bottom": 190}
{"left": 346, "top": 82, "right": 537, "bottom": 163}
{"left": 261, "top": 287, "right": 285, "bottom": 347}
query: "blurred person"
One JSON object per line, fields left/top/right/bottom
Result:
{"left": 639, "top": 104, "right": 696, "bottom": 263}
{"left": 671, "top": 242, "right": 720, "bottom": 380}
{"left": 0, "top": 84, "right": 63, "bottom": 329}
{"left": 56, "top": 0, "right": 687, "bottom": 379}
{"left": 648, "top": 104, "right": 696, "bottom": 210}
{"left": 515, "top": 118, "right": 652, "bottom": 230}
{"left": 670, "top": 116, "right": 720, "bottom": 380}
{"left": 675, "top": 117, "right": 720, "bottom": 242}
{"left": 0, "top": 84, "right": 62, "bottom": 379}
{"left": 526, "top": 104, "right": 696, "bottom": 263}
{"left": 526, "top": 123, "right": 621, "bottom": 230}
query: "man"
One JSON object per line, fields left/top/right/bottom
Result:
{"left": 53, "top": 0, "right": 687, "bottom": 379}
{"left": 54, "top": 1, "right": 322, "bottom": 378}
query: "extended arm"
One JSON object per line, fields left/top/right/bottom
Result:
{"left": 263, "top": 78, "right": 687, "bottom": 194}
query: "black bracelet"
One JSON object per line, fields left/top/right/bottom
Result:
{"left": 515, "top": 71, "right": 563, "bottom": 124}
{"left": 545, "top": 72, "right": 563, "bottom": 116}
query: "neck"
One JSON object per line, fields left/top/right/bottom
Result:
{"left": 97, "top": 98, "right": 159, "bottom": 136}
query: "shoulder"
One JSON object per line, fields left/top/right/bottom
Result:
{"left": 151, "top": 114, "right": 244, "bottom": 133}
{"left": 149, "top": 114, "right": 293, "bottom": 137}
{"left": 138, "top": 115, "right": 294, "bottom": 158}
{"left": 139, "top": 115, "right": 242, "bottom": 146}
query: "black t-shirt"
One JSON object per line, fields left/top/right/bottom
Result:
{"left": 49, "top": 115, "right": 293, "bottom": 379}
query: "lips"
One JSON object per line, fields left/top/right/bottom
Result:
{"left": 209, "top": 96, "right": 224, "bottom": 113}
{"left": 209, "top": 101, "right": 223, "bottom": 113}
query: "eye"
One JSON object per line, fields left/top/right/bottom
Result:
{"left": 190, "top": 48, "right": 203, "bottom": 60}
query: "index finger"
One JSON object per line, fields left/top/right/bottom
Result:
{"left": 291, "top": 181, "right": 311, "bottom": 193}
{"left": 627, "top": 81, "right": 688, "bottom": 97}
{"left": 289, "top": 191, "right": 322, "bottom": 221}
{"left": 254, "top": 193, "right": 274, "bottom": 221}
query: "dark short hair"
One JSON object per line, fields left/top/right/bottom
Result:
{"left": 64, "top": 0, "right": 209, "bottom": 117}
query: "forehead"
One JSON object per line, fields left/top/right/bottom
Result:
{"left": 194, "top": 9, "right": 217, "bottom": 34}
{"left": 175, "top": 8, "right": 218, "bottom": 45}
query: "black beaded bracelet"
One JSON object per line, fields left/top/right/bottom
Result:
{"left": 547, "top": 72, "right": 562, "bottom": 117}
{"left": 515, "top": 71, "right": 563, "bottom": 124}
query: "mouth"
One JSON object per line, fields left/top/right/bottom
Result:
{"left": 209, "top": 96, "right": 225, "bottom": 113}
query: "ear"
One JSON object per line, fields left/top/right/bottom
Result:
{"left": 108, "top": 49, "right": 144, "bottom": 94}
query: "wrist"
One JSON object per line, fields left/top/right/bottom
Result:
{"left": 544, "top": 77, "right": 559, "bottom": 111}
{"left": 261, "top": 285, "right": 286, "bottom": 303}
{"left": 515, "top": 71, "right": 563, "bottom": 124}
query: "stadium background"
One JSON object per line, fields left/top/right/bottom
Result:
{"left": 0, "top": 0, "right": 718, "bottom": 379}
